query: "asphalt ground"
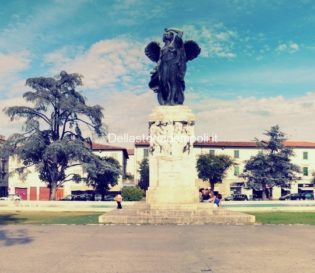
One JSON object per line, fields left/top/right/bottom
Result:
{"left": 0, "top": 224, "right": 314, "bottom": 273}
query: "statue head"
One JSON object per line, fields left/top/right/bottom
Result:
{"left": 163, "top": 29, "right": 174, "bottom": 43}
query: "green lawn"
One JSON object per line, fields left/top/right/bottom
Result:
{"left": 0, "top": 211, "right": 101, "bottom": 225}
{"left": 1, "top": 211, "right": 315, "bottom": 225}
{"left": 246, "top": 211, "right": 315, "bottom": 225}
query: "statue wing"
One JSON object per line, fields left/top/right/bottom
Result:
{"left": 145, "top": 41, "right": 161, "bottom": 63}
{"left": 184, "top": 40, "right": 201, "bottom": 61}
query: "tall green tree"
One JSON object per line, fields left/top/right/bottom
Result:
{"left": 241, "top": 125, "right": 300, "bottom": 199}
{"left": 196, "top": 154, "right": 234, "bottom": 191}
{"left": 1, "top": 71, "right": 116, "bottom": 200}
{"left": 138, "top": 158, "right": 149, "bottom": 191}
{"left": 85, "top": 156, "right": 121, "bottom": 201}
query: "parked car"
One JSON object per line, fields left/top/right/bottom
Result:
{"left": 103, "top": 195, "right": 115, "bottom": 201}
{"left": 60, "top": 195, "right": 74, "bottom": 201}
{"left": 94, "top": 194, "right": 102, "bottom": 201}
{"left": 72, "top": 194, "right": 93, "bottom": 201}
{"left": 232, "top": 194, "right": 248, "bottom": 201}
{"left": 93, "top": 194, "right": 115, "bottom": 201}
{"left": 279, "top": 193, "right": 302, "bottom": 200}
{"left": 302, "top": 192, "right": 314, "bottom": 200}
{"left": 60, "top": 193, "right": 115, "bottom": 201}
{"left": 224, "top": 194, "right": 248, "bottom": 201}
{"left": 279, "top": 193, "right": 313, "bottom": 200}
{"left": 224, "top": 195, "right": 234, "bottom": 201}
{"left": 279, "top": 194, "right": 290, "bottom": 200}
{"left": 60, "top": 193, "right": 93, "bottom": 201}
{"left": 0, "top": 194, "right": 21, "bottom": 201}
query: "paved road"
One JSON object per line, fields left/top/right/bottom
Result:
{"left": 0, "top": 224, "right": 314, "bottom": 273}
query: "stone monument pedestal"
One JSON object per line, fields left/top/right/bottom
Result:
{"left": 98, "top": 105, "right": 255, "bottom": 225}
{"left": 146, "top": 105, "right": 199, "bottom": 205}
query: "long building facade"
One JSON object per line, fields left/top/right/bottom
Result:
{"left": 133, "top": 140, "right": 315, "bottom": 199}
{"left": 4, "top": 136, "right": 315, "bottom": 200}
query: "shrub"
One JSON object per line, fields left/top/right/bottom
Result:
{"left": 122, "top": 186, "right": 145, "bottom": 201}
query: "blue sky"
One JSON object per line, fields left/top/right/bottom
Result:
{"left": 1, "top": 0, "right": 315, "bottom": 144}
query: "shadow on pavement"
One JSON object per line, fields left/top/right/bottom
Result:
{"left": 0, "top": 228, "right": 33, "bottom": 246}
{"left": 0, "top": 214, "right": 33, "bottom": 246}
{"left": 0, "top": 214, "right": 27, "bottom": 225}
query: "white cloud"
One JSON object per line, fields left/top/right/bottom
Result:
{"left": 275, "top": 41, "right": 300, "bottom": 53}
{"left": 3, "top": 89, "right": 315, "bottom": 146}
{"left": 100, "top": 90, "right": 154, "bottom": 143}
{"left": 182, "top": 24, "right": 237, "bottom": 59}
{"left": 87, "top": 90, "right": 315, "bottom": 148}
{"left": 0, "top": 51, "right": 30, "bottom": 74}
{"left": 0, "top": 96, "right": 29, "bottom": 137}
{"left": 0, "top": 51, "right": 30, "bottom": 98}
{"left": 44, "top": 38, "right": 149, "bottom": 90}
{"left": 188, "top": 93, "right": 315, "bottom": 141}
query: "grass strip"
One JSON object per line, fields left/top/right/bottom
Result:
{"left": 245, "top": 211, "right": 315, "bottom": 225}
{"left": 0, "top": 211, "right": 101, "bottom": 225}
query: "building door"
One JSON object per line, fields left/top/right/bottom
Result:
{"left": 39, "top": 187, "right": 50, "bottom": 200}
{"left": 56, "top": 188, "right": 64, "bottom": 200}
{"left": 30, "top": 187, "right": 37, "bottom": 200}
{"left": 15, "top": 187, "right": 27, "bottom": 200}
{"left": 39, "top": 187, "right": 63, "bottom": 200}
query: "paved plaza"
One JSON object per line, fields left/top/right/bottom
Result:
{"left": 0, "top": 224, "right": 315, "bottom": 273}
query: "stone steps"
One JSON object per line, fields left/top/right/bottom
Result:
{"left": 98, "top": 202, "right": 255, "bottom": 225}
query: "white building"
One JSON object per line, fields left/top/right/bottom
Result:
{"left": 134, "top": 140, "right": 315, "bottom": 199}
{"left": 7, "top": 138, "right": 315, "bottom": 200}
{"left": 126, "top": 149, "right": 135, "bottom": 178}
{"left": 7, "top": 143, "right": 129, "bottom": 200}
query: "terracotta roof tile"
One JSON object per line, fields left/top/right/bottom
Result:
{"left": 135, "top": 139, "right": 315, "bottom": 148}
{"left": 127, "top": 149, "right": 134, "bottom": 155}
{"left": 91, "top": 142, "right": 129, "bottom": 158}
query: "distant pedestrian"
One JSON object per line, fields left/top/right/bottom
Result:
{"left": 114, "top": 193, "right": 123, "bottom": 209}
{"left": 214, "top": 193, "right": 222, "bottom": 207}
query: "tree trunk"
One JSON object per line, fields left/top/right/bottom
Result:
{"left": 99, "top": 187, "right": 106, "bottom": 201}
{"left": 49, "top": 165, "right": 59, "bottom": 201}
{"left": 49, "top": 182, "right": 57, "bottom": 200}
{"left": 210, "top": 181, "right": 215, "bottom": 191}
{"left": 262, "top": 184, "right": 267, "bottom": 200}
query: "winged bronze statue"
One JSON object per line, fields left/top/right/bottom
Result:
{"left": 145, "top": 28, "right": 201, "bottom": 105}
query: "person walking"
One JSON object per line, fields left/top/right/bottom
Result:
{"left": 114, "top": 193, "right": 123, "bottom": 209}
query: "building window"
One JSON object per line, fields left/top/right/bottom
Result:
{"left": 143, "top": 148, "right": 149, "bottom": 158}
{"left": 209, "top": 150, "right": 215, "bottom": 156}
{"left": 234, "top": 150, "right": 240, "bottom": 158}
{"left": 234, "top": 166, "right": 240, "bottom": 176}
{"left": 303, "top": 167, "right": 309, "bottom": 176}
{"left": 303, "top": 152, "right": 308, "bottom": 160}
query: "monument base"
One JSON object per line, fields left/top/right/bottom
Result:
{"left": 147, "top": 105, "right": 199, "bottom": 205}
{"left": 146, "top": 186, "right": 199, "bottom": 204}
{"left": 98, "top": 202, "right": 255, "bottom": 225}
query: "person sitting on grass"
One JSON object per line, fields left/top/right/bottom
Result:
{"left": 209, "top": 192, "right": 222, "bottom": 207}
